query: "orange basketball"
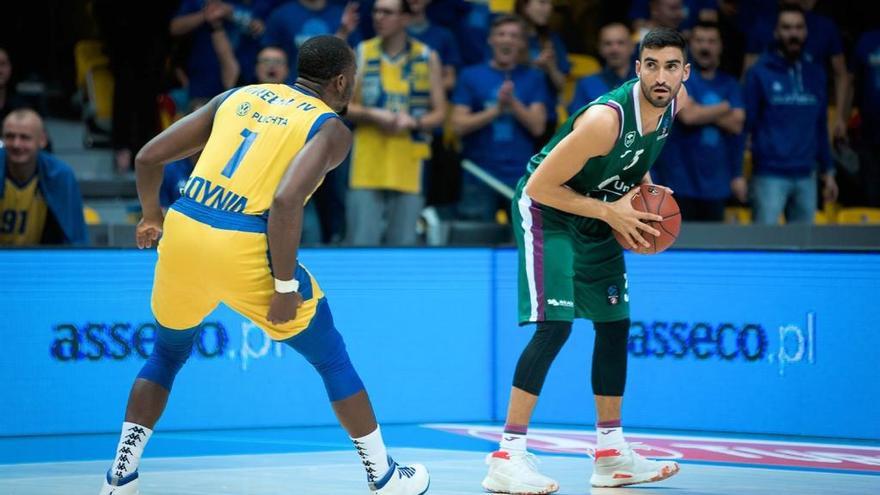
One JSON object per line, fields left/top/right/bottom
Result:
{"left": 613, "top": 184, "right": 681, "bottom": 254}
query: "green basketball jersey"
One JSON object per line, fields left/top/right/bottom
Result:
{"left": 523, "top": 78, "right": 676, "bottom": 237}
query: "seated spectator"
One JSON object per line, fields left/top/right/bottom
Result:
{"left": 568, "top": 23, "right": 636, "bottom": 115}
{"left": 346, "top": 0, "right": 446, "bottom": 246}
{"left": 0, "top": 48, "right": 27, "bottom": 123}
{"left": 742, "top": 0, "right": 850, "bottom": 140}
{"left": 0, "top": 109, "right": 88, "bottom": 246}
{"left": 263, "top": 0, "right": 360, "bottom": 79}
{"left": 744, "top": 5, "right": 837, "bottom": 224}
{"left": 451, "top": 14, "right": 547, "bottom": 221}
{"left": 653, "top": 21, "right": 745, "bottom": 222}
{"left": 516, "top": 0, "right": 570, "bottom": 131}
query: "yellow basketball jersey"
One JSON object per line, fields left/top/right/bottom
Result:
{"left": 350, "top": 38, "right": 432, "bottom": 194}
{"left": 0, "top": 176, "right": 48, "bottom": 245}
{"left": 180, "top": 84, "right": 338, "bottom": 216}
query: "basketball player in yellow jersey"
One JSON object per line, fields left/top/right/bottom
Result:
{"left": 99, "top": 36, "right": 430, "bottom": 495}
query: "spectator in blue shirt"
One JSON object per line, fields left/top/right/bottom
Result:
{"left": 654, "top": 21, "right": 746, "bottom": 221}
{"left": 516, "top": 0, "right": 570, "bottom": 131}
{"left": 847, "top": 29, "right": 880, "bottom": 206}
{"left": 451, "top": 14, "right": 548, "bottom": 221}
{"left": 171, "top": 1, "right": 271, "bottom": 102}
{"left": 742, "top": 0, "right": 850, "bottom": 141}
{"left": 568, "top": 23, "right": 636, "bottom": 115}
{"left": 407, "top": 0, "right": 462, "bottom": 92}
{"left": 263, "top": 0, "right": 360, "bottom": 79}
{"left": 743, "top": 5, "right": 837, "bottom": 224}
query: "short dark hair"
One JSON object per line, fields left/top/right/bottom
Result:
{"left": 639, "top": 28, "right": 688, "bottom": 60}
{"left": 776, "top": 4, "right": 806, "bottom": 25}
{"left": 692, "top": 20, "right": 721, "bottom": 36}
{"left": 491, "top": 13, "right": 527, "bottom": 33}
{"left": 296, "top": 35, "right": 354, "bottom": 84}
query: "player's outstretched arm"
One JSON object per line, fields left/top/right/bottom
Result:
{"left": 265, "top": 117, "right": 351, "bottom": 325}
{"left": 525, "top": 105, "right": 661, "bottom": 249}
{"left": 133, "top": 91, "right": 224, "bottom": 248}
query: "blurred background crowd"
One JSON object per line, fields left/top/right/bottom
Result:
{"left": 1, "top": 0, "right": 879, "bottom": 247}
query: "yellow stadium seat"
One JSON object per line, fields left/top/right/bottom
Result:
{"left": 489, "top": 0, "right": 514, "bottom": 13}
{"left": 83, "top": 206, "right": 102, "bottom": 225}
{"left": 86, "top": 65, "right": 114, "bottom": 124}
{"left": 74, "top": 40, "right": 109, "bottom": 90}
{"left": 724, "top": 206, "right": 751, "bottom": 224}
{"left": 836, "top": 208, "right": 880, "bottom": 225}
{"left": 568, "top": 54, "right": 601, "bottom": 79}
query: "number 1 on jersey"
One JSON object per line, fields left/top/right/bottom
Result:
{"left": 221, "top": 128, "right": 258, "bottom": 179}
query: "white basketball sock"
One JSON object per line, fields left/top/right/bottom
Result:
{"left": 596, "top": 426, "right": 625, "bottom": 450}
{"left": 109, "top": 422, "right": 152, "bottom": 481}
{"left": 351, "top": 426, "right": 391, "bottom": 483}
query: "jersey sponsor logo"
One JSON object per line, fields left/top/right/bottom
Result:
{"left": 425, "top": 424, "right": 880, "bottom": 474}
{"left": 251, "top": 112, "right": 289, "bottom": 126}
{"left": 607, "top": 285, "right": 621, "bottom": 305}
{"left": 547, "top": 298, "right": 574, "bottom": 308}
{"left": 182, "top": 176, "right": 248, "bottom": 213}
{"left": 624, "top": 131, "right": 636, "bottom": 148}
{"left": 593, "top": 175, "right": 633, "bottom": 201}
{"left": 236, "top": 102, "right": 251, "bottom": 116}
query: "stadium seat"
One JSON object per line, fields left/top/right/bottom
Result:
{"left": 74, "top": 40, "right": 108, "bottom": 91}
{"left": 836, "top": 208, "right": 880, "bottom": 225}
{"left": 724, "top": 206, "right": 751, "bottom": 224}
{"left": 83, "top": 206, "right": 102, "bottom": 225}
{"left": 489, "top": 0, "right": 514, "bottom": 13}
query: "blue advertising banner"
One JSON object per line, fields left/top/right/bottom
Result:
{"left": 2, "top": 249, "right": 877, "bottom": 440}
{"left": 0, "top": 249, "right": 494, "bottom": 436}
{"left": 494, "top": 250, "right": 880, "bottom": 440}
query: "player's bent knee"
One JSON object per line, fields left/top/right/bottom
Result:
{"left": 137, "top": 324, "right": 199, "bottom": 390}
{"left": 283, "top": 299, "right": 365, "bottom": 402}
{"left": 513, "top": 320, "right": 573, "bottom": 395}
{"left": 592, "top": 318, "right": 631, "bottom": 396}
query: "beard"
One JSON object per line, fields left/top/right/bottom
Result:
{"left": 640, "top": 79, "right": 677, "bottom": 108}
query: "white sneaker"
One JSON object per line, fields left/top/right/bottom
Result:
{"left": 370, "top": 457, "right": 430, "bottom": 495}
{"left": 589, "top": 443, "right": 679, "bottom": 487}
{"left": 482, "top": 450, "right": 559, "bottom": 494}
{"left": 98, "top": 470, "right": 139, "bottom": 495}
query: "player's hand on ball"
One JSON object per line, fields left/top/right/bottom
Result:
{"left": 135, "top": 212, "right": 165, "bottom": 249}
{"left": 267, "top": 291, "right": 304, "bottom": 325}
{"left": 606, "top": 188, "right": 662, "bottom": 250}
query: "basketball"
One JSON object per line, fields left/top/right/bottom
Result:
{"left": 613, "top": 184, "right": 681, "bottom": 254}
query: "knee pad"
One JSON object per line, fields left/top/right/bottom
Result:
{"left": 137, "top": 324, "right": 198, "bottom": 390}
{"left": 513, "top": 320, "right": 572, "bottom": 395}
{"left": 283, "top": 299, "right": 365, "bottom": 402}
{"left": 592, "top": 318, "right": 630, "bottom": 396}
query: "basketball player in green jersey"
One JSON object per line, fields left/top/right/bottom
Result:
{"left": 482, "top": 28, "right": 690, "bottom": 493}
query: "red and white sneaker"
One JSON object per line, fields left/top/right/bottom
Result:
{"left": 481, "top": 450, "right": 559, "bottom": 494}
{"left": 590, "top": 443, "right": 679, "bottom": 487}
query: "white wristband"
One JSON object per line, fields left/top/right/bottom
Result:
{"left": 274, "top": 278, "right": 300, "bottom": 294}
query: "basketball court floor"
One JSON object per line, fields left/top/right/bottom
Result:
{"left": 1, "top": 423, "right": 877, "bottom": 494}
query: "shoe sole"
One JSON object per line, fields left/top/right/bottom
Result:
{"left": 481, "top": 477, "right": 559, "bottom": 495}
{"left": 590, "top": 463, "right": 680, "bottom": 488}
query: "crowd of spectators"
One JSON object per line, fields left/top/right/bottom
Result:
{"left": 2, "top": 0, "right": 879, "bottom": 246}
